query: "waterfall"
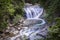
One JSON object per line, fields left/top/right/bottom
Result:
{"left": 10, "top": 4, "right": 47, "bottom": 40}
{"left": 24, "top": 5, "right": 43, "bottom": 19}
{"left": 23, "top": 4, "right": 45, "bottom": 26}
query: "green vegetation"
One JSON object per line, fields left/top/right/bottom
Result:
{"left": 39, "top": 0, "right": 60, "bottom": 40}
{"left": 45, "top": 18, "right": 60, "bottom": 40}
{"left": 0, "top": 0, "right": 24, "bottom": 31}
{"left": 0, "top": 0, "right": 60, "bottom": 40}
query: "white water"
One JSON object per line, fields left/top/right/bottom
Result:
{"left": 10, "top": 4, "right": 47, "bottom": 40}
{"left": 24, "top": 5, "right": 43, "bottom": 19}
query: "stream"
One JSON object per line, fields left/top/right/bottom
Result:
{"left": 10, "top": 3, "right": 48, "bottom": 40}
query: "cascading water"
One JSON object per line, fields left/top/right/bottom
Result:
{"left": 10, "top": 4, "right": 48, "bottom": 40}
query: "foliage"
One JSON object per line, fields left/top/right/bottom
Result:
{"left": 13, "top": 14, "right": 22, "bottom": 24}
{"left": 0, "top": 0, "right": 11, "bottom": 31}
{"left": 38, "top": 0, "right": 60, "bottom": 40}
{"left": 0, "top": 0, "right": 24, "bottom": 31}
{"left": 45, "top": 18, "right": 60, "bottom": 40}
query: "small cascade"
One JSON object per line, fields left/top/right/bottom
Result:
{"left": 24, "top": 5, "right": 43, "bottom": 19}
{"left": 10, "top": 4, "right": 48, "bottom": 40}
